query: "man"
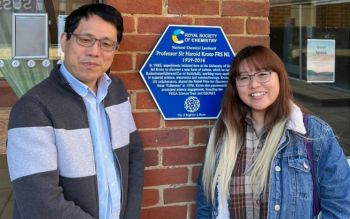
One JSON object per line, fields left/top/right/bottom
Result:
{"left": 6, "top": 3, "right": 144, "bottom": 219}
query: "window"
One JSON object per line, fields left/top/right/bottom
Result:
{"left": 0, "top": 0, "right": 98, "bottom": 106}
{"left": 270, "top": 0, "right": 350, "bottom": 155}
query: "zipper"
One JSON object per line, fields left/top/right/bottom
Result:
{"left": 106, "top": 109, "right": 124, "bottom": 206}
{"left": 114, "top": 152, "right": 123, "bottom": 206}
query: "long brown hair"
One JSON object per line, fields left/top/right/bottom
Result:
{"left": 202, "top": 45, "right": 294, "bottom": 202}
{"left": 215, "top": 45, "right": 293, "bottom": 145}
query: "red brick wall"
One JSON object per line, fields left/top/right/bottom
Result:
{"left": 107, "top": 0, "right": 270, "bottom": 218}
{"left": 316, "top": 3, "right": 350, "bottom": 27}
{"left": 270, "top": 6, "right": 292, "bottom": 27}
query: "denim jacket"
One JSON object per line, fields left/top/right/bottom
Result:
{"left": 196, "top": 105, "right": 350, "bottom": 219}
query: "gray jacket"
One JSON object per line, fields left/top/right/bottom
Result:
{"left": 7, "top": 65, "right": 144, "bottom": 219}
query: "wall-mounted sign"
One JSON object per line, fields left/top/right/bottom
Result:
{"left": 11, "top": 60, "right": 20, "bottom": 68}
{"left": 307, "top": 39, "right": 335, "bottom": 83}
{"left": 12, "top": 13, "right": 48, "bottom": 59}
{"left": 27, "top": 60, "right": 35, "bottom": 68}
{"left": 42, "top": 59, "right": 50, "bottom": 68}
{"left": 0, "top": 0, "right": 37, "bottom": 12}
{"left": 140, "top": 25, "right": 235, "bottom": 120}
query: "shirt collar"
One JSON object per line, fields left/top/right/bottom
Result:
{"left": 245, "top": 115, "right": 268, "bottom": 139}
{"left": 59, "top": 63, "right": 111, "bottom": 98}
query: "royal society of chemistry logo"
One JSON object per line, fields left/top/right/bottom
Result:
{"left": 172, "top": 29, "right": 185, "bottom": 44}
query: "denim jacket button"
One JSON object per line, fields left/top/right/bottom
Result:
{"left": 303, "top": 161, "right": 309, "bottom": 170}
{"left": 274, "top": 204, "right": 281, "bottom": 211}
{"left": 275, "top": 165, "right": 281, "bottom": 172}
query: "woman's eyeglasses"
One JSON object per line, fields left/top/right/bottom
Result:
{"left": 235, "top": 70, "right": 272, "bottom": 87}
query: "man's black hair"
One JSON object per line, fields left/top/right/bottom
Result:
{"left": 64, "top": 3, "right": 123, "bottom": 43}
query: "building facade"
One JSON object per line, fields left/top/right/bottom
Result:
{"left": 0, "top": 0, "right": 349, "bottom": 218}
{"left": 270, "top": 0, "right": 350, "bottom": 154}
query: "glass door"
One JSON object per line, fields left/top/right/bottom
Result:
{"left": 270, "top": 0, "right": 350, "bottom": 155}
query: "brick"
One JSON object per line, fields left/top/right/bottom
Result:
{"left": 165, "top": 120, "right": 209, "bottom": 127}
{"left": 0, "top": 82, "right": 17, "bottom": 107}
{"left": 247, "top": 18, "right": 270, "bottom": 35}
{"left": 164, "top": 186, "right": 197, "bottom": 204}
{"left": 140, "top": 129, "right": 189, "bottom": 147}
{"left": 142, "top": 189, "right": 159, "bottom": 207}
{"left": 119, "top": 34, "right": 160, "bottom": 52}
{"left": 136, "top": 53, "right": 150, "bottom": 70}
{"left": 123, "top": 16, "right": 135, "bottom": 33}
{"left": 163, "top": 147, "right": 205, "bottom": 166}
{"left": 169, "top": 0, "right": 219, "bottom": 15}
{"left": 191, "top": 165, "right": 202, "bottom": 183}
{"left": 113, "top": 72, "right": 146, "bottom": 90}
{"left": 136, "top": 92, "right": 158, "bottom": 109}
{"left": 108, "top": 0, "right": 162, "bottom": 14}
{"left": 111, "top": 53, "right": 133, "bottom": 71}
{"left": 228, "top": 36, "right": 270, "bottom": 52}
{"left": 138, "top": 17, "right": 192, "bottom": 34}
{"left": 222, "top": 1, "right": 269, "bottom": 17}
{"left": 270, "top": 6, "right": 291, "bottom": 27}
{"left": 144, "top": 167, "right": 188, "bottom": 186}
{"left": 190, "top": 204, "right": 196, "bottom": 219}
{"left": 194, "top": 127, "right": 210, "bottom": 145}
{"left": 144, "top": 149, "right": 159, "bottom": 167}
{"left": 134, "top": 112, "right": 160, "bottom": 129}
{"left": 141, "top": 206, "right": 187, "bottom": 219}
{"left": 209, "top": 120, "right": 216, "bottom": 126}
{"left": 195, "top": 18, "right": 244, "bottom": 34}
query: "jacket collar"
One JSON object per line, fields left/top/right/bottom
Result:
{"left": 285, "top": 102, "right": 306, "bottom": 135}
{"left": 49, "top": 64, "right": 70, "bottom": 87}
{"left": 244, "top": 102, "right": 306, "bottom": 135}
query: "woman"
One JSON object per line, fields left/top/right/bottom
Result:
{"left": 196, "top": 45, "right": 350, "bottom": 219}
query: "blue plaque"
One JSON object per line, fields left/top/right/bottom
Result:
{"left": 139, "top": 25, "right": 235, "bottom": 120}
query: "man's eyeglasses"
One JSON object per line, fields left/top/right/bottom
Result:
{"left": 235, "top": 70, "right": 272, "bottom": 87}
{"left": 69, "top": 33, "right": 118, "bottom": 51}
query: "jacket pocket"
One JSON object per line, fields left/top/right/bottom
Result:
{"left": 287, "top": 156, "right": 313, "bottom": 200}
